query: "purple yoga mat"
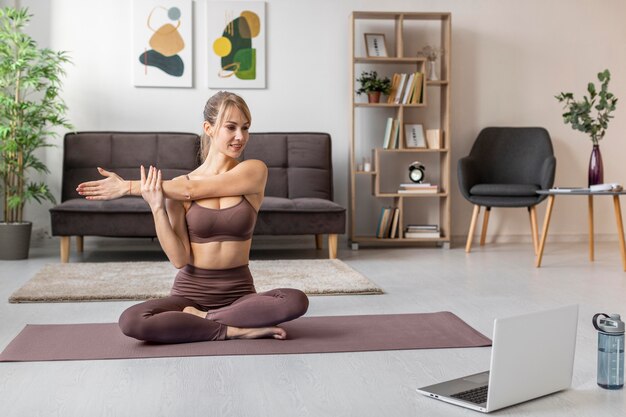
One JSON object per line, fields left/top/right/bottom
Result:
{"left": 0, "top": 312, "right": 491, "bottom": 362}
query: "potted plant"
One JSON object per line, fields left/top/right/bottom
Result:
{"left": 0, "top": 7, "right": 72, "bottom": 259}
{"left": 356, "top": 70, "right": 391, "bottom": 103}
{"left": 556, "top": 69, "right": 618, "bottom": 186}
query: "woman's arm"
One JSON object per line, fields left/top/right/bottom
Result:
{"left": 76, "top": 159, "right": 268, "bottom": 201}
{"left": 141, "top": 167, "right": 191, "bottom": 268}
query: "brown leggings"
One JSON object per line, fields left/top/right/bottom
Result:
{"left": 118, "top": 264, "right": 309, "bottom": 344}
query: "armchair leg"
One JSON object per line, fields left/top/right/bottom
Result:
{"left": 60, "top": 236, "right": 70, "bottom": 263}
{"left": 315, "top": 234, "right": 323, "bottom": 250}
{"left": 76, "top": 236, "right": 84, "bottom": 253}
{"left": 529, "top": 206, "right": 539, "bottom": 255}
{"left": 480, "top": 207, "right": 491, "bottom": 246}
{"left": 466, "top": 205, "right": 481, "bottom": 253}
{"left": 328, "top": 234, "right": 338, "bottom": 259}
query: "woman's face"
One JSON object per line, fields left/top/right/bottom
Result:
{"left": 204, "top": 106, "right": 250, "bottom": 159}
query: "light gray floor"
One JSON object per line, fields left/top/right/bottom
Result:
{"left": 1, "top": 237, "right": 625, "bottom": 416}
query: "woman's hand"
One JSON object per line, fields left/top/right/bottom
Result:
{"left": 141, "top": 166, "right": 165, "bottom": 212}
{"left": 76, "top": 167, "right": 128, "bottom": 200}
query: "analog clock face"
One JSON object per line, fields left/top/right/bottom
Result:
{"left": 409, "top": 165, "right": 424, "bottom": 183}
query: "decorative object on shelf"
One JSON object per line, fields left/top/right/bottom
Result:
{"left": 418, "top": 45, "right": 444, "bottom": 81}
{"left": 556, "top": 69, "right": 618, "bottom": 186}
{"left": 133, "top": 0, "right": 193, "bottom": 87}
{"left": 206, "top": 1, "right": 266, "bottom": 89}
{"left": 426, "top": 129, "right": 442, "bottom": 149}
{"left": 408, "top": 161, "right": 426, "bottom": 183}
{"left": 405, "top": 124, "right": 426, "bottom": 148}
{"left": 364, "top": 33, "right": 388, "bottom": 57}
{"left": 355, "top": 70, "right": 391, "bottom": 103}
{"left": 0, "top": 7, "right": 72, "bottom": 260}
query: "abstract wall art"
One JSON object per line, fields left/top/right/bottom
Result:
{"left": 133, "top": 0, "right": 193, "bottom": 87}
{"left": 206, "top": 1, "right": 266, "bottom": 89}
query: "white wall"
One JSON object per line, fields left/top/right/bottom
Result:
{"left": 12, "top": 0, "right": 626, "bottom": 244}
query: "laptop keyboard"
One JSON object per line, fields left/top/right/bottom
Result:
{"left": 451, "top": 385, "right": 489, "bottom": 404}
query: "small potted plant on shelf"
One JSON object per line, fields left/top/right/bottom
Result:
{"left": 555, "top": 69, "right": 618, "bottom": 186}
{"left": 0, "top": 7, "right": 72, "bottom": 259}
{"left": 355, "top": 70, "right": 391, "bottom": 103}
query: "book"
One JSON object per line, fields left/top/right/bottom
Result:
{"left": 382, "top": 117, "right": 394, "bottom": 149}
{"left": 404, "top": 231, "right": 440, "bottom": 239}
{"left": 399, "top": 183, "right": 432, "bottom": 188}
{"left": 398, "top": 186, "right": 438, "bottom": 194}
{"left": 387, "top": 73, "right": 400, "bottom": 104}
{"left": 390, "top": 119, "right": 400, "bottom": 149}
{"left": 401, "top": 73, "right": 415, "bottom": 104}
{"left": 393, "top": 73, "right": 407, "bottom": 104}
{"left": 411, "top": 72, "right": 424, "bottom": 104}
{"left": 388, "top": 208, "right": 400, "bottom": 238}
{"left": 426, "top": 129, "right": 442, "bottom": 149}
{"left": 376, "top": 207, "right": 392, "bottom": 238}
{"left": 406, "top": 224, "right": 439, "bottom": 231}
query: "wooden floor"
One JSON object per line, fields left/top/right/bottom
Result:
{"left": 1, "top": 238, "right": 625, "bottom": 417}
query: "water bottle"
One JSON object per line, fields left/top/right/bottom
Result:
{"left": 593, "top": 313, "right": 624, "bottom": 389}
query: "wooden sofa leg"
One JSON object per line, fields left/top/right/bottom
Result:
{"left": 328, "top": 234, "right": 338, "bottom": 259}
{"left": 315, "top": 234, "right": 323, "bottom": 250}
{"left": 76, "top": 236, "right": 84, "bottom": 253}
{"left": 60, "top": 236, "right": 70, "bottom": 263}
{"left": 466, "top": 205, "right": 481, "bottom": 253}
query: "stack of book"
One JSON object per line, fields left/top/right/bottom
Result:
{"left": 376, "top": 207, "right": 400, "bottom": 239}
{"left": 397, "top": 183, "right": 438, "bottom": 194}
{"left": 404, "top": 224, "right": 440, "bottom": 239}
{"left": 387, "top": 72, "right": 424, "bottom": 105}
{"left": 382, "top": 117, "right": 400, "bottom": 149}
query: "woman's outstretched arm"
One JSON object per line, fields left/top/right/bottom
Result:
{"left": 76, "top": 159, "right": 267, "bottom": 201}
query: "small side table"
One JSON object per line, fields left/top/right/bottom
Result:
{"left": 535, "top": 190, "right": 626, "bottom": 271}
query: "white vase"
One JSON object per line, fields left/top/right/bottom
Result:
{"left": 427, "top": 60, "right": 438, "bottom": 81}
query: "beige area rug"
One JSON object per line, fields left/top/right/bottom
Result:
{"left": 9, "top": 260, "right": 383, "bottom": 303}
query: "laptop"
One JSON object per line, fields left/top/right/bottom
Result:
{"left": 416, "top": 304, "right": 579, "bottom": 413}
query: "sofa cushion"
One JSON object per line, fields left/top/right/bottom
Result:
{"left": 261, "top": 197, "right": 345, "bottom": 212}
{"left": 50, "top": 197, "right": 151, "bottom": 213}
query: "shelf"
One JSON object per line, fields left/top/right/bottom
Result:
{"left": 354, "top": 102, "right": 426, "bottom": 108}
{"left": 354, "top": 57, "right": 426, "bottom": 64}
{"left": 349, "top": 11, "right": 451, "bottom": 249}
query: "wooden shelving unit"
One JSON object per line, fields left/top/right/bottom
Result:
{"left": 349, "top": 11, "right": 451, "bottom": 249}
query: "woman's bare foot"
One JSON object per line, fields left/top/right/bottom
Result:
{"left": 226, "top": 326, "right": 287, "bottom": 340}
{"left": 182, "top": 306, "right": 208, "bottom": 319}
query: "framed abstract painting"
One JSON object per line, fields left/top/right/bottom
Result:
{"left": 132, "top": 0, "right": 193, "bottom": 87}
{"left": 206, "top": 1, "right": 266, "bottom": 89}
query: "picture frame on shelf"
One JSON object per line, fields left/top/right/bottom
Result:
{"left": 364, "top": 33, "right": 388, "bottom": 57}
{"left": 405, "top": 124, "right": 426, "bottom": 148}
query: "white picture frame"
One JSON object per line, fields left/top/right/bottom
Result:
{"left": 405, "top": 124, "right": 426, "bottom": 148}
{"left": 207, "top": 1, "right": 266, "bottom": 89}
{"left": 132, "top": 0, "right": 193, "bottom": 88}
{"left": 364, "top": 33, "right": 388, "bottom": 57}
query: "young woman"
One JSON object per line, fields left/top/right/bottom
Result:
{"left": 76, "top": 91, "right": 309, "bottom": 344}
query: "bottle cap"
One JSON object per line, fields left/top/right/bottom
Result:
{"left": 594, "top": 313, "right": 625, "bottom": 334}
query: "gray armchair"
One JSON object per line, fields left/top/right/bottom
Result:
{"left": 458, "top": 127, "right": 556, "bottom": 252}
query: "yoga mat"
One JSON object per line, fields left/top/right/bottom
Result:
{"left": 0, "top": 312, "right": 491, "bottom": 362}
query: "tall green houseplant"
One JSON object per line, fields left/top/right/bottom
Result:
{"left": 0, "top": 7, "right": 71, "bottom": 225}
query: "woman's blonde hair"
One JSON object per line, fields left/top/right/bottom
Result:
{"left": 200, "top": 91, "right": 252, "bottom": 161}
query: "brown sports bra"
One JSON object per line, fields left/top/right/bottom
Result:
{"left": 185, "top": 197, "right": 257, "bottom": 243}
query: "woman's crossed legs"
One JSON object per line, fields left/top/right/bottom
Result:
{"left": 118, "top": 288, "right": 308, "bottom": 344}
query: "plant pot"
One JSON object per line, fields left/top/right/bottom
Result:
{"left": 367, "top": 91, "right": 381, "bottom": 103}
{"left": 0, "top": 221, "right": 32, "bottom": 260}
{"left": 588, "top": 144, "right": 604, "bottom": 187}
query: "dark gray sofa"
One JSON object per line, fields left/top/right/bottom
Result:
{"left": 50, "top": 131, "right": 345, "bottom": 262}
